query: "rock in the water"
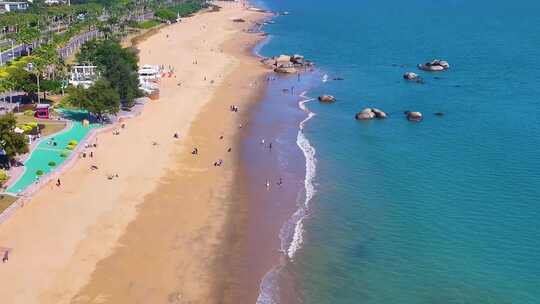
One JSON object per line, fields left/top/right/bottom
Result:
{"left": 403, "top": 72, "right": 419, "bottom": 80}
{"left": 406, "top": 111, "right": 423, "bottom": 121}
{"left": 277, "top": 61, "right": 294, "bottom": 68}
{"left": 355, "top": 107, "right": 386, "bottom": 120}
{"left": 417, "top": 59, "right": 450, "bottom": 71}
{"left": 264, "top": 54, "right": 313, "bottom": 72}
{"left": 275, "top": 54, "right": 291, "bottom": 63}
{"left": 291, "top": 54, "right": 305, "bottom": 64}
{"left": 372, "top": 108, "right": 388, "bottom": 118}
{"left": 318, "top": 95, "right": 336, "bottom": 103}
{"left": 274, "top": 67, "right": 297, "bottom": 74}
{"left": 356, "top": 111, "right": 375, "bottom": 120}
{"left": 434, "top": 112, "right": 444, "bottom": 116}
{"left": 261, "top": 57, "right": 276, "bottom": 67}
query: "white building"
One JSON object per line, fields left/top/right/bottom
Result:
{"left": 0, "top": 1, "right": 30, "bottom": 13}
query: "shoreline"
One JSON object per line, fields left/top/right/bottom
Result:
{"left": 0, "top": 2, "right": 273, "bottom": 303}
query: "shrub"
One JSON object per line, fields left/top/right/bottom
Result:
{"left": 48, "top": 161, "right": 56, "bottom": 167}
{"left": 0, "top": 170, "right": 8, "bottom": 186}
{"left": 21, "top": 125, "right": 33, "bottom": 133}
{"left": 60, "top": 151, "right": 68, "bottom": 158}
{"left": 24, "top": 109, "right": 34, "bottom": 116}
{"left": 66, "top": 145, "right": 75, "bottom": 150}
{"left": 27, "top": 122, "right": 38, "bottom": 128}
{"left": 36, "top": 170, "right": 44, "bottom": 176}
{"left": 68, "top": 140, "right": 78, "bottom": 146}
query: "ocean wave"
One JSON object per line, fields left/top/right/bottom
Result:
{"left": 256, "top": 266, "right": 281, "bottom": 304}
{"left": 285, "top": 92, "right": 317, "bottom": 261}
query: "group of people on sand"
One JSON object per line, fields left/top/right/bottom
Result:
{"left": 260, "top": 138, "right": 272, "bottom": 150}
{"left": 260, "top": 138, "right": 283, "bottom": 189}
{"left": 230, "top": 105, "right": 240, "bottom": 112}
{"left": 266, "top": 177, "right": 283, "bottom": 189}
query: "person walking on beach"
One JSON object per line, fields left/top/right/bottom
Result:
{"left": 56, "top": 178, "right": 61, "bottom": 187}
{"left": 277, "top": 178, "right": 283, "bottom": 186}
{"left": 266, "top": 180, "right": 271, "bottom": 189}
{"left": 2, "top": 250, "right": 8, "bottom": 263}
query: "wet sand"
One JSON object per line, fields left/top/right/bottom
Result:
{"left": 0, "top": 2, "right": 271, "bottom": 303}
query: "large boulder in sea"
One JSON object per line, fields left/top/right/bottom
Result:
{"left": 355, "top": 107, "right": 387, "bottom": 120}
{"left": 372, "top": 108, "right": 388, "bottom": 118}
{"left": 277, "top": 61, "right": 294, "bottom": 69}
{"left": 356, "top": 111, "right": 375, "bottom": 120}
{"left": 417, "top": 59, "right": 450, "bottom": 71}
{"left": 403, "top": 72, "right": 419, "bottom": 80}
{"left": 291, "top": 54, "right": 305, "bottom": 64}
{"left": 261, "top": 57, "right": 277, "bottom": 67}
{"left": 275, "top": 54, "right": 292, "bottom": 63}
{"left": 274, "top": 67, "right": 297, "bottom": 74}
{"left": 318, "top": 95, "right": 336, "bottom": 103}
{"left": 406, "top": 111, "right": 423, "bottom": 121}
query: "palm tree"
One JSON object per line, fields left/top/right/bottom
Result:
{"left": 32, "top": 43, "right": 61, "bottom": 102}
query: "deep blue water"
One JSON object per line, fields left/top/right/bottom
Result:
{"left": 253, "top": 0, "right": 540, "bottom": 303}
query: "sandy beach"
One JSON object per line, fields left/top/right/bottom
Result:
{"left": 0, "top": 2, "right": 270, "bottom": 303}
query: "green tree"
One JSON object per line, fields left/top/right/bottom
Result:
{"left": 155, "top": 8, "right": 176, "bottom": 22}
{"left": 76, "top": 39, "right": 141, "bottom": 108}
{"left": 17, "top": 26, "right": 41, "bottom": 55}
{"left": 32, "top": 43, "right": 63, "bottom": 101}
{"left": 7, "top": 67, "right": 37, "bottom": 97}
{"left": 68, "top": 80, "right": 120, "bottom": 120}
{"left": 0, "top": 114, "right": 29, "bottom": 164}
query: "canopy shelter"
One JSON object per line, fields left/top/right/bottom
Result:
{"left": 69, "top": 65, "right": 99, "bottom": 89}
{"left": 34, "top": 104, "right": 50, "bottom": 119}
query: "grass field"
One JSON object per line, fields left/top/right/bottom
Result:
{"left": 137, "top": 19, "right": 161, "bottom": 29}
{"left": 16, "top": 114, "right": 67, "bottom": 137}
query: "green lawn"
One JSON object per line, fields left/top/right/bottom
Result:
{"left": 137, "top": 19, "right": 161, "bottom": 29}
{"left": 16, "top": 114, "right": 67, "bottom": 137}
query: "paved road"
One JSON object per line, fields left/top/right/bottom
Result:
{"left": 0, "top": 29, "right": 102, "bottom": 65}
{"left": 0, "top": 44, "right": 26, "bottom": 65}
{"left": 58, "top": 29, "right": 102, "bottom": 60}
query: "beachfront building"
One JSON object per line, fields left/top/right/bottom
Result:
{"left": 44, "top": 0, "right": 68, "bottom": 5}
{"left": 138, "top": 65, "right": 161, "bottom": 99}
{"left": 0, "top": 1, "right": 29, "bottom": 13}
{"left": 138, "top": 64, "right": 161, "bottom": 82}
{"left": 69, "top": 65, "right": 98, "bottom": 89}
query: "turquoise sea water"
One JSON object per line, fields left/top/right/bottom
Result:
{"left": 254, "top": 0, "right": 540, "bottom": 303}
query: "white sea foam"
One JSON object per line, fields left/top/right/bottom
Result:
{"left": 256, "top": 267, "right": 280, "bottom": 304}
{"left": 322, "top": 74, "right": 329, "bottom": 82}
{"left": 285, "top": 92, "right": 317, "bottom": 261}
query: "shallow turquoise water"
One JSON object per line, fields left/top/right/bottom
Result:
{"left": 256, "top": 0, "right": 540, "bottom": 303}
{"left": 7, "top": 114, "right": 98, "bottom": 194}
